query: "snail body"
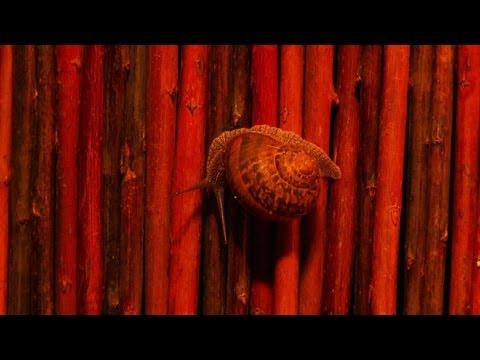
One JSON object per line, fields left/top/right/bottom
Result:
{"left": 177, "top": 125, "right": 341, "bottom": 243}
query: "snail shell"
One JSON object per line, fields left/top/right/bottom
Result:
{"left": 177, "top": 125, "right": 341, "bottom": 243}
{"left": 224, "top": 132, "right": 322, "bottom": 221}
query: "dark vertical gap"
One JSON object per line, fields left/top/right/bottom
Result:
{"left": 397, "top": 46, "right": 414, "bottom": 315}
{"left": 444, "top": 45, "right": 458, "bottom": 315}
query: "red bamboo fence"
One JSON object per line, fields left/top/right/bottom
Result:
{"left": 1, "top": 45, "right": 478, "bottom": 315}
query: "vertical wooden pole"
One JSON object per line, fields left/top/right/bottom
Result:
{"left": 103, "top": 45, "right": 128, "bottom": 314}
{"left": 370, "top": 45, "right": 410, "bottom": 314}
{"left": 403, "top": 45, "right": 434, "bottom": 314}
{"left": 300, "top": 45, "right": 336, "bottom": 315}
{"left": 226, "top": 45, "right": 251, "bottom": 315}
{"left": 119, "top": 45, "right": 146, "bottom": 315}
{"left": 473, "top": 185, "right": 480, "bottom": 313}
{"left": 201, "top": 45, "right": 230, "bottom": 315}
{"left": 353, "top": 45, "right": 382, "bottom": 314}
{"left": 31, "top": 45, "right": 56, "bottom": 314}
{"left": 450, "top": 45, "right": 480, "bottom": 315}
{"left": 56, "top": 45, "right": 83, "bottom": 315}
{"left": 323, "top": 45, "right": 361, "bottom": 315}
{"left": 249, "top": 45, "right": 278, "bottom": 315}
{"left": 0, "top": 45, "right": 13, "bottom": 315}
{"left": 274, "top": 45, "right": 304, "bottom": 315}
{"left": 168, "top": 45, "right": 209, "bottom": 314}
{"left": 78, "top": 45, "right": 105, "bottom": 314}
{"left": 423, "top": 45, "right": 454, "bottom": 314}
{"left": 145, "top": 45, "right": 178, "bottom": 315}
{"left": 8, "top": 45, "right": 36, "bottom": 314}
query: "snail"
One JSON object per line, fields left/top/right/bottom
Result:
{"left": 177, "top": 124, "right": 341, "bottom": 244}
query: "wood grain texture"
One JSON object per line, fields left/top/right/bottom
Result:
{"left": 353, "top": 45, "right": 382, "bottom": 314}
{"left": 56, "top": 45, "right": 83, "bottom": 315}
{"left": 102, "top": 45, "right": 128, "bottom": 315}
{"left": 31, "top": 45, "right": 56, "bottom": 314}
{"left": 78, "top": 45, "right": 105, "bottom": 314}
{"left": 119, "top": 45, "right": 146, "bottom": 315}
{"left": 323, "top": 45, "right": 362, "bottom": 315}
{"left": 226, "top": 45, "right": 251, "bottom": 315}
{"left": 145, "top": 45, "right": 178, "bottom": 315}
{"left": 423, "top": 46, "right": 453, "bottom": 314}
{"left": 201, "top": 45, "right": 230, "bottom": 315}
{"left": 274, "top": 45, "right": 304, "bottom": 315}
{"left": 403, "top": 45, "right": 434, "bottom": 314}
{"left": 168, "top": 45, "right": 210, "bottom": 314}
{"left": 371, "top": 45, "right": 410, "bottom": 314}
{"left": 300, "top": 45, "right": 336, "bottom": 315}
{"left": 249, "top": 45, "right": 278, "bottom": 315}
{"left": 8, "top": 45, "right": 36, "bottom": 314}
{"left": 0, "top": 45, "right": 13, "bottom": 315}
{"left": 450, "top": 45, "right": 480, "bottom": 315}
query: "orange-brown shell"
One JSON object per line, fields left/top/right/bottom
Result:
{"left": 224, "top": 132, "right": 322, "bottom": 221}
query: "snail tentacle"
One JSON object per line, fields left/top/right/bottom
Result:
{"left": 175, "top": 178, "right": 212, "bottom": 195}
{"left": 175, "top": 178, "right": 228, "bottom": 245}
{"left": 213, "top": 186, "right": 228, "bottom": 245}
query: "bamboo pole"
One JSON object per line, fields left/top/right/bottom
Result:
{"left": 31, "top": 45, "right": 56, "bottom": 314}
{"left": 403, "top": 45, "right": 434, "bottom": 314}
{"left": 323, "top": 45, "right": 361, "bottom": 315}
{"left": 145, "top": 45, "right": 178, "bottom": 315}
{"left": 450, "top": 45, "right": 480, "bottom": 315}
{"left": 8, "top": 45, "right": 36, "bottom": 314}
{"left": 474, "top": 185, "right": 480, "bottom": 313}
{"left": 249, "top": 45, "right": 278, "bottom": 315}
{"left": 119, "top": 45, "right": 146, "bottom": 315}
{"left": 78, "top": 45, "right": 105, "bottom": 314}
{"left": 226, "top": 45, "right": 251, "bottom": 315}
{"left": 201, "top": 45, "right": 230, "bottom": 315}
{"left": 103, "top": 45, "right": 128, "bottom": 314}
{"left": 353, "top": 45, "right": 382, "bottom": 314}
{"left": 370, "top": 45, "right": 410, "bottom": 314}
{"left": 168, "top": 45, "right": 209, "bottom": 314}
{"left": 423, "top": 45, "right": 454, "bottom": 315}
{"left": 300, "top": 45, "right": 336, "bottom": 315}
{"left": 56, "top": 45, "right": 83, "bottom": 315}
{"left": 0, "top": 45, "right": 13, "bottom": 315}
{"left": 274, "top": 45, "right": 304, "bottom": 315}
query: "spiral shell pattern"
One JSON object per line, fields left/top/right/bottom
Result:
{"left": 224, "top": 132, "right": 321, "bottom": 221}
